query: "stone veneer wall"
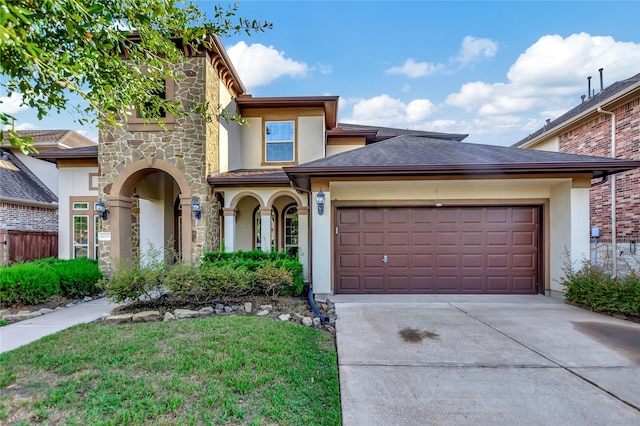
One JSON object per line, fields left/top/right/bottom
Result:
{"left": 559, "top": 96, "right": 640, "bottom": 241}
{"left": 98, "top": 55, "right": 221, "bottom": 267}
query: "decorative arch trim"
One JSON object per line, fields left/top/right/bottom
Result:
{"left": 266, "top": 190, "right": 303, "bottom": 209}
{"left": 110, "top": 157, "right": 192, "bottom": 198}
{"left": 229, "top": 191, "right": 265, "bottom": 210}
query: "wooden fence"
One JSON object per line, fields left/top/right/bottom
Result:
{"left": 6, "top": 230, "right": 58, "bottom": 263}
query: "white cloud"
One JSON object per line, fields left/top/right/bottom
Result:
{"left": 2, "top": 122, "right": 38, "bottom": 131}
{"left": 226, "top": 41, "right": 309, "bottom": 88}
{"left": 456, "top": 36, "right": 498, "bottom": 64}
{"left": 317, "top": 63, "right": 333, "bottom": 75}
{"left": 344, "top": 94, "right": 434, "bottom": 126}
{"left": 386, "top": 58, "right": 444, "bottom": 78}
{"left": 0, "top": 92, "right": 28, "bottom": 114}
{"left": 446, "top": 33, "right": 640, "bottom": 117}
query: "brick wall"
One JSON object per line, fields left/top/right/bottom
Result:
{"left": 0, "top": 202, "right": 58, "bottom": 233}
{"left": 559, "top": 96, "right": 640, "bottom": 242}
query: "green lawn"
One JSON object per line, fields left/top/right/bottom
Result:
{"left": 0, "top": 316, "right": 341, "bottom": 425}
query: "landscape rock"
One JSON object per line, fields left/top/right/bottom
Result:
{"left": 163, "top": 312, "right": 176, "bottom": 322}
{"left": 302, "top": 317, "right": 313, "bottom": 327}
{"left": 39, "top": 308, "right": 55, "bottom": 314}
{"left": 260, "top": 304, "right": 273, "bottom": 311}
{"left": 0, "top": 309, "right": 10, "bottom": 318}
{"left": 215, "top": 304, "right": 224, "bottom": 310}
{"left": 278, "top": 314, "right": 291, "bottom": 322}
{"left": 132, "top": 311, "right": 161, "bottom": 322}
{"left": 244, "top": 302, "right": 252, "bottom": 313}
{"left": 256, "top": 309, "right": 270, "bottom": 317}
{"left": 104, "top": 313, "right": 133, "bottom": 324}
{"left": 294, "top": 313, "right": 305, "bottom": 320}
{"left": 3, "top": 313, "right": 33, "bottom": 322}
{"left": 313, "top": 317, "right": 322, "bottom": 327}
{"left": 83, "top": 296, "right": 93, "bottom": 302}
{"left": 224, "top": 306, "right": 233, "bottom": 314}
{"left": 231, "top": 305, "right": 240, "bottom": 312}
{"left": 215, "top": 309, "right": 224, "bottom": 315}
{"left": 174, "top": 309, "right": 200, "bottom": 319}
{"left": 199, "top": 307, "right": 214, "bottom": 316}
{"left": 18, "top": 310, "right": 31, "bottom": 315}
{"left": 66, "top": 303, "right": 75, "bottom": 308}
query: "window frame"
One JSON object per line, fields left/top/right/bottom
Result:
{"left": 70, "top": 197, "right": 98, "bottom": 259}
{"left": 128, "top": 78, "right": 175, "bottom": 132}
{"left": 264, "top": 120, "right": 296, "bottom": 164}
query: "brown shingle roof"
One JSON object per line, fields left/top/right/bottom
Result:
{"left": 285, "top": 136, "right": 640, "bottom": 189}
{"left": 208, "top": 169, "right": 289, "bottom": 187}
{"left": 0, "top": 150, "right": 57, "bottom": 205}
{"left": 2, "top": 130, "right": 95, "bottom": 149}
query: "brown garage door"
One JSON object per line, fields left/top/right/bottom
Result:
{"left": 335, "top": 206, "right": 540, "bottom": 294}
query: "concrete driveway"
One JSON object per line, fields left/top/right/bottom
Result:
{"left": 332, "top": 295, "right": 640, "bottom": 425}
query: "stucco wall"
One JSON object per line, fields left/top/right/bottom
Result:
{"left": 58, "top": 166, "right": 98, "bottom": 259}
{"left": 13, "top": 152, "right": 60, "bottom": 195}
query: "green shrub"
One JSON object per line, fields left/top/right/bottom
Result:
{"left": 562, "top": 259, "right": 640, "bottom": 318}
{"left": 202, "top": 248, "right": 293, "bottom": 263}
{"left": 199, "top": 264, "right": 253, "bottom": 300}
{"left": 0, "top": 263, "right": 60, "bottom": 306}
{"left": 254, "top": 263, "right": 294, "bottom": 297}
{"left": 99, "top": 257, "right": 164, "bottom": 303}
{"left": 164, "top": 263, "right": 203, "bottom": 300}
{"left": 43, "top": 258, "right": 102, "bottom": 298}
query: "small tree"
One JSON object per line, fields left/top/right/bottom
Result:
{"left": 0, "top": 0, "right": 271, "bottom": 152}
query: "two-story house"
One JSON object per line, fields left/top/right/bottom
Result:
{"left": 39, "top": 36, "right": 640, "bottom": 297}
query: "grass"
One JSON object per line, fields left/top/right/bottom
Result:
{"left": 0, "top": 316, "right": 341, "bottom": 425}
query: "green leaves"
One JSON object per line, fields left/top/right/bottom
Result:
{"left": 0, "top": 0, "right": 272, "bottom": 151}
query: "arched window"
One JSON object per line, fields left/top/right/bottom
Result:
{"left": 283, "top": 204, "right": 299, "bottom": 255}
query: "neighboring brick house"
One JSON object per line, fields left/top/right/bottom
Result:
{"left": 513, "top": 72, "right": 640, "bottom": 271}
{"left": 0, "top": 130, "right": 95, "bottom": 264}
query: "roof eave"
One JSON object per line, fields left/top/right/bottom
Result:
{"left": 284, "top": 161, "right": 640, "bottom": 189}
{"left": 514, "top": 80, "right": 640, "bottom": 148}
{"left": 207, "top": 175, "right": 291, "bottom": 187}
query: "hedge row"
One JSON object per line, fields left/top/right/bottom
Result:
{"left": 562, "top": 260, "right": 640, "bottom": 318}
{"left": 102, "top": 249, "right": 305, "bottom": 304}
{"left": 0, "top": 258, "right": 103, "bottom": 306}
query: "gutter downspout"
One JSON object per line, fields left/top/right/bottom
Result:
{"left": 289, "top": 180, "right": 327, "bottom": 323}
{"left": 597, "top": 106, "right": 617, "bottom": 277}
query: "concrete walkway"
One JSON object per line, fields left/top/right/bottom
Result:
{"left": 332, "top": 294, "right": 640, "bottom": 426}
{"left": 0, "top": 298, "right": 119, "bottom": 353}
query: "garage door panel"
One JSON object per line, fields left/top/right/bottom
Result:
{"left": 389, "top": 232, "right": 410, "bottom": 246}
{"left": 412, "top": 232, "right": 434, "bottom": 246}
{"left": 363, "top": 232, "right": 384, "bottom": 246}
{"left": 363, "top": 276, "right": 384, "bottom": 291}
{"left": 335, "top": 206, "right": 540, "bottom": 294}
{"left": 339, "top": 232, "right": 360, "bottom": 247}
{"left": 437, "top": 232, "right": 458, "bottom": 246}
{"left": 339, "top": 254, "right": 360, "bottom": 268}
{"left": 364, "top": 210, "right": 384, "bottom": 224}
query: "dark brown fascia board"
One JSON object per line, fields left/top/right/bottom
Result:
{"left": 284, "top": 161, "right": 640, "bottom": 189}
{"left": 32, "top": 151, "right": 98, "bottom": 163}
{"left": 207, "top": 175, "right": 290, "bottom": 187}
{"left": 327, "top": 128, "right": 378, "bottom": 143}
{"left": 517, "top": 80, "right": 640, "bottom": 149}
{"left": 236, "top": 95, "right": 339, "bottom": 129}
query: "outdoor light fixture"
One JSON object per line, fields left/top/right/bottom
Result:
{"left": 95, "top": 200, "right": 108, "bottom": 220}
{"left": 316, "top": 189, "right": 325, "bottom": 215}
{"left": 192, "top": 198, "right": 202, "bottom": 220}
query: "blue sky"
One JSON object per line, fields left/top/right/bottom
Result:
{"left": 2, "top": 0, "right": 639, "bottom": 146}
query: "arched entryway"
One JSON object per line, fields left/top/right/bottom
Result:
{"left": 107, "top": 157, "right": 193, "bottom": 263}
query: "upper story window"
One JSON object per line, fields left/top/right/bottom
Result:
{"left": 265, "top": 121, "right": 295, "bottom": 163}
{"left": 128, "top": 78, "right": 175, "bottom": 132}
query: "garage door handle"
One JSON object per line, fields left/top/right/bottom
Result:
{"left": 382, "top": 255, "right": 388, "bottom": 263}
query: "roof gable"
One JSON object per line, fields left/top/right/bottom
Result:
{"left": 0, "top": 150, "right": 57, "bottom": 205}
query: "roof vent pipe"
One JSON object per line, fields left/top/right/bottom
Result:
{"left": 599, "top": 68, "right": 604, "bottom": 92}
{"left": 581, "top": 95, "right": 586, "bottom": 103}
{"left": 588, "top": 76, "right": 592, "bottom": 99}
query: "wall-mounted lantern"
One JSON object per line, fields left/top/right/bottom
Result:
{"left": 192, "top": 198, "right": 202, "bottom": 220}
{"left": 95, "top": 200, "right": 109, "bottom": 220}
{"left": 316, "top": 189, "right": 325, "bottom": 215}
